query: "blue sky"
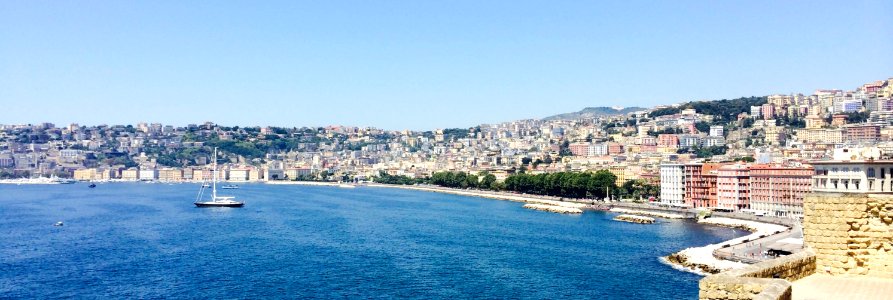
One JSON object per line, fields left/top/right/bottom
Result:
{"left": 1, "top": 1, "right": 891, "bottom": 130}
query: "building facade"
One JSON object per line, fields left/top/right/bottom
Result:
{"left": 716, "top": 164, "right": 750, "bottom": 211}
{"left": 749, "top": 164, "right": 813, "bottom": 217}
{"left": 659, "top": 163, "right": 685, "bottom": 206}
{"left": 684, "top": 163, "right": 722, "bottom": 209}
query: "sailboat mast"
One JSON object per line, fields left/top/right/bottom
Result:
{"left": 212, "top": 147, "right": 218, "bottom": 200}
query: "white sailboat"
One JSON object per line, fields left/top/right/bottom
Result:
{"left": 194, "top": 148, "right": 244, "bottom": 208}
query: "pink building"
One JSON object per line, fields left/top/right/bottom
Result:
{"left": 749, "top": 164, "right": 813, "bottom": 217}
{"left": 717, "top": 164, "right": 750, "bottom": 211}
{"left": 657, "top": 134, "right": 679, "bottom": 147}
{"left": 608, "top": 142, "right": 623, "bottom": 155}
{"left": 569, "top": 142, "right": 589, "bottom": 156}
{"left": 761, "top": 104, "right": 776, "bottom": 120}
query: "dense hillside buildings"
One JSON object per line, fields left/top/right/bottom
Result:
{"left": 1, "top": 77, "right": 892, "bottom": 221}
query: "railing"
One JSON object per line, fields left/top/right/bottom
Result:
{"left": 711, "top": 228, "right": 794, "bottom": 264}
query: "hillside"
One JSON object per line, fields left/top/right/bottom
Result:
{"left": 543, "top": 106, "right": 647, "bottom": 121}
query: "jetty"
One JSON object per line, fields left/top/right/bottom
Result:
{"left": 522, "top": 204, "right": 582, "bottom": 214}
{"left": 613, "top": 214, "right": 655, "bottom": 224}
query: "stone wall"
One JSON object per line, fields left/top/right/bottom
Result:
{"left": 699, "top": 250, "right": 815, "bottom": 300}
{"left": 803, "top": 193, "right": 893, "bottom": 278}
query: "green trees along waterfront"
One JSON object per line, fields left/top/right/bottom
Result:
{"left": 374, "top": 169, "right": 659, "bottom": 200}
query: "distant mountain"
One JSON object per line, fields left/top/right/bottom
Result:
{"left": 543, "top": 106, "right": 647, "bottom": 121}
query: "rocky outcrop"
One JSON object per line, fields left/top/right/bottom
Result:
{"left": 666, "top": 252, "right": 724, "bottom": 274}
{"left": 613, "top": 214, "right": 655, "bottom": 224}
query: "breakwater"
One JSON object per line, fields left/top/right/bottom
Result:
{"left": 613, "top": 214, "right": 655, "bottom": 224}
{"left": 523, "top": 204, "right": 583, "bottom": 214}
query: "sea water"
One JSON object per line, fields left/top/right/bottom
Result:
{"left": 0, "top": 183, "right": 746, "bottom": 299}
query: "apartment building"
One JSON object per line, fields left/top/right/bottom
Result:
{"left": 716, "top": 164, "right": 750, "bottom": 211}
{"left": 749, "top": 164, "right": 813, "bottom": 217}
{"left": 684, "top": 163, "right": 722, "bottom": 209}
{"left": 659, "top": 163, "right": 685, "bottom": 206}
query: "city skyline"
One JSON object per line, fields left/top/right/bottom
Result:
{"left": 2, "top": 1, "right": 892, "bottom": 130}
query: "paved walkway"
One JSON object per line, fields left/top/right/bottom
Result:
{"left": 793, "top": 274, "right": 893, "bottom": 300}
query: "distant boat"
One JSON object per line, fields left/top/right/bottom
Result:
{"left": 54, "top": 221, "right": 64, "bottom": 226}
{"left": 201, "top": 183, "right": 211, "bottom": 188}
{"left": 194, "top": 148, "right": 244, "bottom": 208}
{"left": 56, "top": 178, "right": 76, "bottom": 184}
{"left": 88, "top": 183, "right": 96, "bottom": 188}
{"left": 221, "top": 184, "right": 239, "bottom": 189}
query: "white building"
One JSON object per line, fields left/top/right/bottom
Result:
{"left": 659, "top": 163, "right": 685, "bottom": 206}
{"left": 138, "top": 169, "right": 158, "bottom": 181}
{"left": 812, "top": 147, "right": 893, "bottom": 193}
{"left": 751, "top": 106, "right": 762, "bottom": 118}
{"left": 709, "top": 125, "right": 724, "bottom": 137}
{"left": 589, "top": 143, "right": 608, "bottom": 156}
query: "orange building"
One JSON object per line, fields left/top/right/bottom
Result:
{"left": 684, "top": 163, "right": 723, "bottom": 208}
{"left": 749, "top": 164, "right": 814, "bottom": 217}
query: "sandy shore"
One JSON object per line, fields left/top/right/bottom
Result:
{"left": 609, "top": 208, "right": 686, "bottom": 219}
{"left": 664, "top": 217, "right": 788, "bottom": 275}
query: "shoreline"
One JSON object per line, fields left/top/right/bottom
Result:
{"left": 663, "top": 217, "right": 789, "bottom": 275}
{"left": 370, "top": 184, "right": 792, "bottom": 276}
{"left": 366, "top": 184, "right": 589, "bottom": 209}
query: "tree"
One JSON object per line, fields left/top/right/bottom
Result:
{"left": 694, "top": 121, "right": 711, "bottom": 133}
{"left": 559, "top": 140, "right": 572, "bottom": 157}
{"left": 479, "top": 172, "right": 497, "bottom": 190}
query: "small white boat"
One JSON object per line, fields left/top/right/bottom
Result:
{"left": 221, "top": 184, "right": 239, "bottom": 189}
{"left": 54, "top": 221, "right": 64, "bottom": 226}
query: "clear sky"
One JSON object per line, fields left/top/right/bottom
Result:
{"left": 1, "top": 1, "right": 892, "bottom": 130}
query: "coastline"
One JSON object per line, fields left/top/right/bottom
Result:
{"left": 364, "top": 183, "right": 795, "bottom": 276}
{"left": 663, "top": 217, "right": 789, "bottom": 275}
{"left": 264, "top": 181, "right": 342, "bottom": 187}
{"left": 366, "top": 183, "right": 588, "bottom": 209}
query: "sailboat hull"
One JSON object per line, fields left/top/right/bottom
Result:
{"left": 194, "top": 202, "right": 244, "bottom": 207}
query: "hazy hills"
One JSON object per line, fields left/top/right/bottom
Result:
{"left": 543, "top": 106, "right": 647, "bottom": 121}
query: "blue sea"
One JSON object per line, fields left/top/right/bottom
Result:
{"left": 0, "top": 183, "right": 746, "bottom": 299}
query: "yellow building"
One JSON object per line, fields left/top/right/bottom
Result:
{"left": 228, "top": 169, "right": 249, "bottom": 181}
{"left": 795, "top": 128, "right": 843, "bottom": 144}
{"left": 121, "top": 168, "right": 139, "bottom": 181}
{"left": 609, "top": 165, "right": 629, "bottom": 186}
{"left": 192, "top": 169, "right": 212, "bottom": 181}
{"left": 248, "top": 168, "right": 261, "bottom": 181}
{"left": 158, "top": 168, "right": 183, "bottom": 182}
{"left": 73, "top": 168, "right": 96, "bottom": 181}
